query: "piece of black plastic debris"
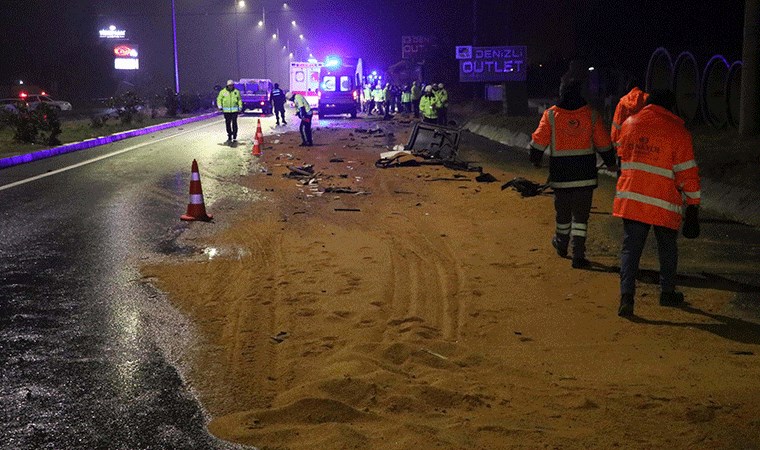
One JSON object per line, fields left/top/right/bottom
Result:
{"left": 329, "top": 158, "right": 345, "bottom": 163}
{"left": 475, "top": 172, "right": 498, "bottom": 183}
{"left": 335, "top": 208, "right": 361, "bottom": 212}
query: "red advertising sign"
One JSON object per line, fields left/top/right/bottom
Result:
{"left": 113, "top": 44, "right": 138, "bottom": 58}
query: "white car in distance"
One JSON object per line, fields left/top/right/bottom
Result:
{"left": 23, "top": 93, "right": 72, "bottom": 111}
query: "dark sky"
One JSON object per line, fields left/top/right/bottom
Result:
{"left": 0, "top": 0, "right": 747, "bottom": 100}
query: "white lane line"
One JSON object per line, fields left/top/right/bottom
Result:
{"left": 0, "top": 119, "right": 221, "bottom": 192}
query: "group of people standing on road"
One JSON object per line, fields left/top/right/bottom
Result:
{"left": 362, "top": 81, "right": 449, "bottom": 126}
{"left": 530, "top": 78, "right": 701, "bottom": 318}
{"left": 216, "top": 80, "right": 312, "bottom": 147}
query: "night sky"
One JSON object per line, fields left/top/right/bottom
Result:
{"left": 0, "top": 0, "right": 747, "bottom": 101}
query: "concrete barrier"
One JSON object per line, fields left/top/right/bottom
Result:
{"left": 0, "top": 111, "right": 220, "bottom": 169}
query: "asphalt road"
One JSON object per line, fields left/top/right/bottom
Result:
{"left": 0, "top": 114, "right": 273, "bottom": 450}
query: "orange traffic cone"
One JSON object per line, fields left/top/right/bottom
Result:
{"left": 256, "top": 118, "right": 264, "bottom": 145}
{"left": 180, "top": 159, "right": 213, "bottom": 221}
{"left": 252, "top": 135, "right": 262, "bottom": 156}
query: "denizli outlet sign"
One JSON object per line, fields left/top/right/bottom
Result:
{"left": 457, "top": 45, "right": 527, "bottom": 82}
{"left": 99, "top": 26, "right": 126, "bottom": 39}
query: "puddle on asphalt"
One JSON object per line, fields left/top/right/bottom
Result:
{"left": 202, "top": 246, "right": 250, "bottom": 260}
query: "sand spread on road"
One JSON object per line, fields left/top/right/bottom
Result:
{"left": 143, "top": 119, "right": 760, "bottom": 449}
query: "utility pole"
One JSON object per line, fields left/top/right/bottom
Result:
{"left": 740, "top": 0, "right": 760, "bottom": 136}
{"left": 171, "top": 0, "right": 180, "bottom": 94}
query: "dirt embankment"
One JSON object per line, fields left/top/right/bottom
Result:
{"left": 143, "top": 119, "right": 760, "bottom": 450}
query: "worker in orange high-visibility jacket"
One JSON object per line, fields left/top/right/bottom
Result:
{"left": 614, "top": 89, "right": 701, "bottom": 317}
{"left": 611, "top": 79, "right": 649, "bottom": 145}
{"left": 530, "top": 80, "right": 618, "bottom": 269}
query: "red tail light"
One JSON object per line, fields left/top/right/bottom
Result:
{"left": 41, "top": 91, "right": 47, "bottom": 96}
{"left": 19, "top": 92, "right": 27, "bottom": 98}
{"left": 260, "top": 101, "right": 265, "bottom": 105}
{"left": 352, "top": 90, "right": 358, "bottom": 100}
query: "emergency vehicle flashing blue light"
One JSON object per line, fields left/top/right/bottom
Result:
{"left": 324, "top": 56, "right": 342, "bottom": 69}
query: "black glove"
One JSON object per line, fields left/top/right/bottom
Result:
{"left": 682, "top": 205, "right": 700, "bottom": 239}
{"left": 529, "top": 148, "right": 543, "bottom": 168}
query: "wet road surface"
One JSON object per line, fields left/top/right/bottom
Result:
{"left": 0, "top": 114, "right": 275, "bottom": 449}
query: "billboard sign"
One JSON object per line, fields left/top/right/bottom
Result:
{"left": 402, "top": 35, "right": 436, "bottom": 60}
{"left": 458, "top": 46, "right": 527, "bottom": 82}
{"left": 99, "top": 25, "right": 126, "bottom": 39}
{"left": 114, "top": 44, "right": 139, "bottom": 70}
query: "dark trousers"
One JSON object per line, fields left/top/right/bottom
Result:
{"left": 402, "top": 102, "right": 411, "bottom": 113}
{"left": 274, "top": 104, "right": 286, "bottom": 123}
{"left": 223, "top": 112, "right": 239, "bottom": 139}
{"left": 413, "top": 98, "right": 421, "bottom": 117}
{"left": 422, "top": 117, "right": 438, "bottom": 124}
{"left": 553, "top": 187, "right": 594, "bottom": 259}
{"left": 620, "top": 219, "right": 678, "bottom": 295}
{"left": 438, "top": 107, "right": 448, "bottom": 126}
{"left": 384, "top": 100, "right": 392, "bottom": 117}
{"left": 299, "top": 113, "right": 313, "bottom": 144}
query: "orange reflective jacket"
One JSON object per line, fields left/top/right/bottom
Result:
{"left": 611, "top": 87, "right": 649, "bottom": 145}
{"left": 613, "top": 104, "right": 701, "bottom": 230}
{"left": 530, "top": 105, "right": 613, "bottom": 189}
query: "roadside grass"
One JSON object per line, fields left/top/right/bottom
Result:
{"left": 458, "top": 101, "right": 760, "bottom": 192}
{"left": 0, "top": 112, "right": 210, "bottom": 159}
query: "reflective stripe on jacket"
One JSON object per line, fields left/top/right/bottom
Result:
{"left": 419, "top": 94, "right": 440, "bottom": 119}
{"left": 372, "top": 88, "right": 385, "bottom": 102}
{"left": 437, "top": 88, "right": 449, "bottom": 107}
{"left": 613, "top": 104, "right": 701, "bottom": 230}
{"left": 270, "top": 88, "right": 286, "bottom": 106}
{"left": 611, "top": 87, "right": 648, "bottom": 146}
{"left": 530, "top": 105, "right": 613, "bottom": 189}
{"left": 293, "top": 93, "right": 312, "bottom": 115}
{"left": 217, "top": 88, "right": 242, "bottom": 113}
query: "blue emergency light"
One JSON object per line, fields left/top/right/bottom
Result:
{"left": 324, "top": 56, "right": 342, "bottom": 69}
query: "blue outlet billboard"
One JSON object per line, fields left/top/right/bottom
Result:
{"left": 457, "top": 46, "right": 527, "bottom": 82}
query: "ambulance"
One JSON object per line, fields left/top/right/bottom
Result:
{"left": 289, "top": 61, "right": 322, "bottom": 109}
{"left": 317, "top": 56, "right": 363, "bottom": 119}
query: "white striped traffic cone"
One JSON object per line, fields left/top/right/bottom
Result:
{"left": 180, "top": 159, "right": 213, "bottom": 221}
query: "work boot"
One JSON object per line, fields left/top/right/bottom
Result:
{"left": 276, "top": 121, "right": 280, "bottom": 126}
{"left": 551, "top": 236, "right": 568, "bottom": 258}
{"left": 618, "top": 293, "right": 635, "bottom": 317}
{"left": 659, "top": 291, "right": 685, "bottom": 307}
{"left": 282, "top": 120, "right": 287, "bottom": 125}
{"left": 571, "top": 257, "right": 591, "bottom": 269}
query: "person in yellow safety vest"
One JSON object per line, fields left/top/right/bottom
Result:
{"left": 371, "top": 83, "right": 385, "bottom": 116}
{"left": 410, "top": 81, "right": 422, "bottom": 118}
{"left": 363, "top": 83, "right": 372, "bottom": 113}
{"left": 216, "top": 79, "right": 243, "bottom": 143}
{"left": 401, "top": 85, "right": 412, "bottom": 114}
{"left": 435, "top": 83, "right": 449, "bottom": 126}
{"left": 419, "top": 85, "right": 441, "bottom": 124}
{"left": 382, "top": 83, "right": 392, "bottom": 119}
{"left": 287, "top": 91, "right": 313, "bottom": 146}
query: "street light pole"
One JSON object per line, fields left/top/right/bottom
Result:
{"left": 171, "top": 0, "right": 180, "bottom": 93}
{"left": 235, "top": 2, "right": 241, "bottom": 79}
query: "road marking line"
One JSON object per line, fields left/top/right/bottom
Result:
{"left": 0, "top": 119, "right": 221, "bottom": 192}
